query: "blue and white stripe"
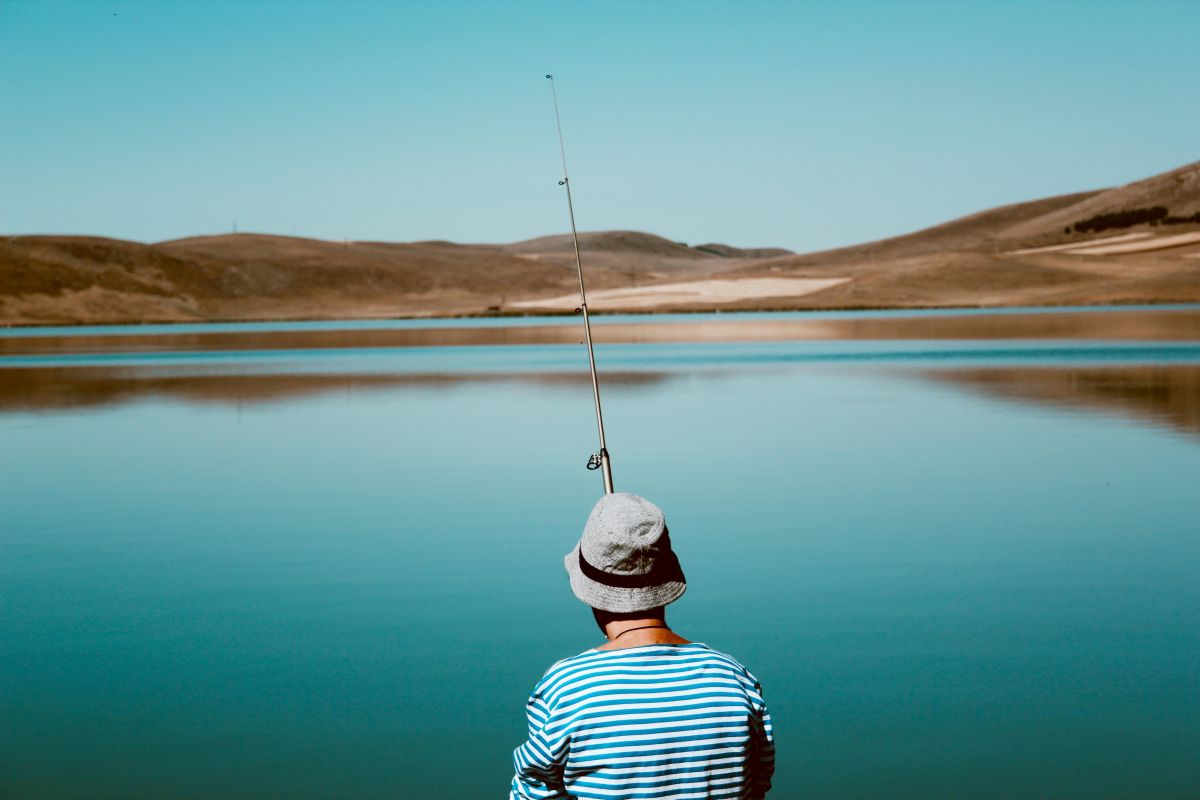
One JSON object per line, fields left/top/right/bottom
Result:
{"left": 511, "top": 643, "right": 774, "bottom": 799}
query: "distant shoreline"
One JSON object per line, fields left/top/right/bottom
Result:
{"left": 4, "top": 299, "right": 1200, "bottom": 331}
{"left": 4, "top": 305, "right": 1198, "bottom": 364}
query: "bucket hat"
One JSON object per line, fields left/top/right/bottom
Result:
{"left": 564, "top": 492, "right": 686, "bottom": 613}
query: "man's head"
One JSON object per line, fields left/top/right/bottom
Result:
{"left": 564, "top": 492, "right": 686, "bottom": 613}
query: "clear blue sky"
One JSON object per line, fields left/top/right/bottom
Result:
{"left": 2, "top": 0, "right": 1196, "bottom": 251}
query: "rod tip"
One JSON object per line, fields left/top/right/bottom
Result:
{"left": 545, "top": 74, "right": 553, "bottom": 79}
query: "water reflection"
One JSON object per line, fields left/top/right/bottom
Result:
{"left": 0, "top": 367, "right": 671, "bottom": 411}
{"left": 2, "top": 307, "right": 1197, "bottom": 356}
{"left": 3, "top": 308, "right": 1199, "bottom": 441}
{"left": 7, "top": 361, "right": 1200, "bottom": 446}
{"left": 924, "top": 365, "right": 1200, "bottom": 437}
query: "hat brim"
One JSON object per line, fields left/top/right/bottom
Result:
{"left": 563, "top": 542, "right": 686, "bottom": 613}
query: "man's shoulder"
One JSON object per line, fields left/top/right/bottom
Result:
{"left": 528, "top": 643, "right": 769, "bottom": 718}
{"left": 536, "top": 643, "right": 761, "bottom": 692}
{"left": 697, "top": 644, "right": 761, "bottom": 680}
{"left": 537, "top": 647, "right": 608, "bottom": 684}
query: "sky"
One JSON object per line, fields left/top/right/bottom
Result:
{"left": 1, "top": 0, "right": 1197, "bottom": 252}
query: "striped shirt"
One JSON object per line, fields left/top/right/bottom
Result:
{"left": 510, "top": 643, "right": 774, "bottom": 800}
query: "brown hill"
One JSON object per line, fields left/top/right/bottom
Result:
{"left": 737, "top": 189, "right": 1103, "bottom": 271}
{"left": 2, "top": 161, "right": 1198, "bottom": 324}
{"left": 692, "top": 243, "right": 793, "bottom": 259}
{"left": 0, "top": 234, "right": 569, "bottom": 324}
{"left": 722, "top": 160, "right": 1200, "bottom": 310}
{"left": 505, "top": 230, "right": 702, "bottom": 258}
{"left": 500, "top": 230, "right": 794, "bottom": 285}
{"left": 1001, "top": 161, "right": 1200, "bottom": 240}
{"left": 0, "top": 231, "right": 789, "bottom": 324}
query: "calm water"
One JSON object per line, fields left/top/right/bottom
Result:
{"left": 2, "top": 310, "right": 1199, "bottom": 799}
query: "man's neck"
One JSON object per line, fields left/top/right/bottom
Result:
{"left": 598, "top": 617, "right": 690, "bottom": 650}
{"left": 605, "top": 617, "right": 668, "bottom": 639}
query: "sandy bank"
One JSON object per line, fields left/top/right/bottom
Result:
{"left": 510, "top": 278, "right": 850, "bottom": 311}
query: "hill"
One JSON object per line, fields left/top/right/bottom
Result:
{"left": 0, "top": 230, "right": 791, "bottom": 324}
{"left": 0, "top": 234, "right": 563, "bottom": 323}
{"left": 1001, "top": 161, "right": 1200, "bottom": 240}
{"left": 2, "top": 160, "right": 1197, "bottom": 323}
{"left": 720, "top": 161, "right": 1200, "bottom": 310}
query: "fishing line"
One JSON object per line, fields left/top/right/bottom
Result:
{"left": 546, "top": 73, "right": 614, "bottom": 495}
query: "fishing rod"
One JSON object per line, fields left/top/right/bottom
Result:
{"left": 546, "top": 73, "right": 614, "bottom": 495}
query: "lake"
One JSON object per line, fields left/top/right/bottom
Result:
{"left": 2, "top": 307, "right": 1198, "bottom": 799}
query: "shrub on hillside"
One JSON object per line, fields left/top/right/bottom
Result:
{"left": 1072, "top": 206, "right": 1168, "bottom": 233}
{"left": 1164, "top": 211, "right": 1200, "bottom": 225}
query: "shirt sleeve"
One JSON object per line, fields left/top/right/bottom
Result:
{"left": 750, "top": 682, "right": 776, "bottom": 799}
{"left": 509, "top": 688, "right": 570, "bottom": 800}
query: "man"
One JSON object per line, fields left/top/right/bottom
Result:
{"left": 510, "top": 492, "right": 775, "bottom": 799}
